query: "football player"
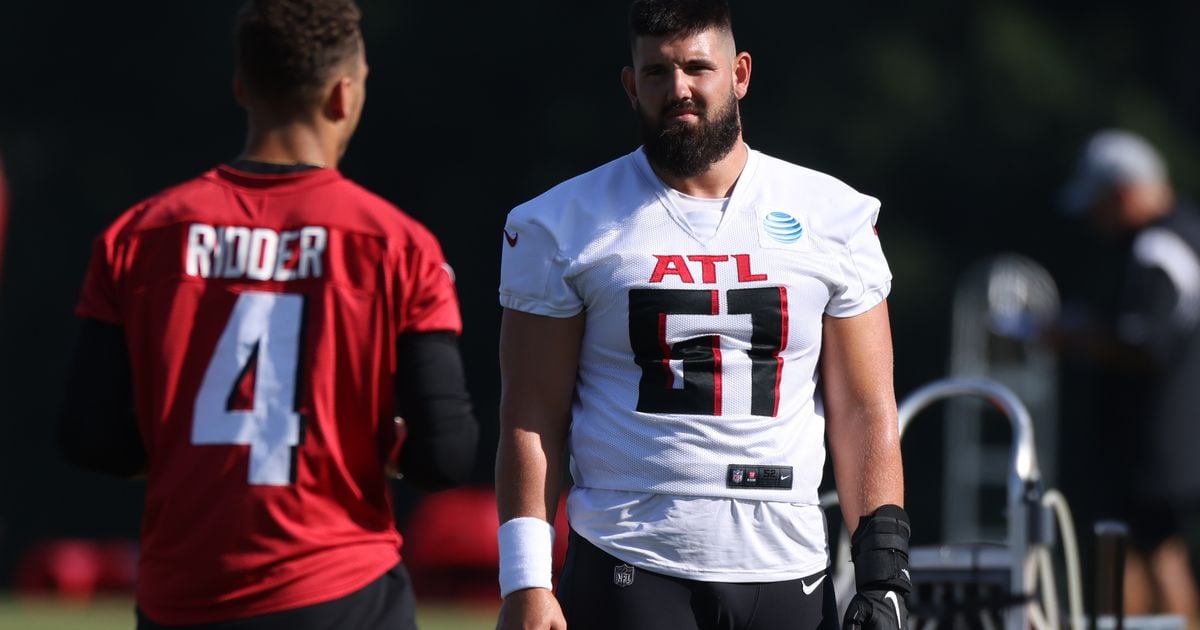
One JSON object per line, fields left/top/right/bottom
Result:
{"left": 496, "top": 1, "right": 909, "bottom": 629}
{"left": 57, "top": 1, "right": 478, "bottom": 628}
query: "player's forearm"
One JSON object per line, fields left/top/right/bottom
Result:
{"left": 820, "top": 305, "right": 902, "bottom": 534}
{"left": 835, "top": 405, "right": 911, "bottom": 629}
{"left": 398, "top": 413, "right": 478, "bottom": 489}
{"left": 495, "top": 400, "right": 570, "bottom": 523}
{"left": 494, "top": 312, "right": 574, "bottom": 602}
{"left": 496, "top": 309, "right": 582, "bottom": 522}
{"left": 393, "top": 332, "right": 479, "bottom": 489}
{"left": 494, "top": 415, "right": 566, "bottom": 602}
{"left": 495, "top": 422, "right": 566, "bottom": 522}
{"left": 828, "top": 402, "right": 903, "bottom": 535}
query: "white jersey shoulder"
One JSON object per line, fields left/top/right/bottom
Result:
{"left": 500, "top": 150, "right": 658, "bottom": 317}
{"left": 750, "top": 151, "right": 881, "bottom": 247}
{"left": 506, "top": 151, "right": 652, "bottom": 250}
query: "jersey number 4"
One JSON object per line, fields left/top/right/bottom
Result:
{"left": 629, "top": 287, "right": 787, "bottom": 417}
{"left": 192, "top": 291, "right": 305, "bottom": 486}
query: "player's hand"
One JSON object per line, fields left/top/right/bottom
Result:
{"left": 846, "top": 505, "right": 912, "bottom": 630}
{"left": 496, "top": 587, "right": 566, "bottom": 630}
{"left": 843, "top": 589, "right": 907, "bottom": 630}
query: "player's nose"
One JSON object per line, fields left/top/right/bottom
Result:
{"left": 668, "top": 69, "right": 692, "bottom": 100}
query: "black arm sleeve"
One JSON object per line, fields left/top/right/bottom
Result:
{"left": 393, "top": 331, "right": 479, "bottom": 490}
{"left": 57, "top": 319, "right": 147, "bottom": 477}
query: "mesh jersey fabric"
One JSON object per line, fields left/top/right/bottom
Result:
{"left": 668, "top": 188, "right": 728, "bottom": 241}
{"left": 498, "top": 146, "right": 890, "bottom": 578}
{"left": 75, "top": 164, "right": 462, "bottom": 624}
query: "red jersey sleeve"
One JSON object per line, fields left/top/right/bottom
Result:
{"left": 396, "top": 226, "right": 462, "bottom": 335}
{"left": 76, "top": 233, "right": 123, "bottom": 325}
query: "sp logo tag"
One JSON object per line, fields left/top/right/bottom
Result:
{"left": 613, "top": 563, "right": 636, "bottom": 588}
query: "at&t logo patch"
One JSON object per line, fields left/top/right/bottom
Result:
{"left": 762, "top": 211, "right": 804, "bottom": 244}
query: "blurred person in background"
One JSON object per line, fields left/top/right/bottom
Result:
{"left": 1059, "top": 129, "right": 1200, "bottom": 623}
{"left": 495, "top": 1, "right": 909, "bottom": 629}
{"left": 56, "top": 1, "right": 477, "bottom": 628}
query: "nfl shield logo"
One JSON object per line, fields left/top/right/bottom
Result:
{"left": 613, "top": 564, "right": 636, "bottom": 588}
{"left": 732, "top": 469, "right": 744, "bottom": 483}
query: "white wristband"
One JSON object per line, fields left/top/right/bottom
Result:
{"left": 498, "top": 516, "right": 556, "bottom": 598}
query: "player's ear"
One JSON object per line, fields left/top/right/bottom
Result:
{"left": 326, "top": 76, "right": 353, "bottom": 121}
{"left": 620, "top": 66, "right": 638, "bottom": 110}
{"left": 733, "top": 51, "right": 751, "bottom": 100}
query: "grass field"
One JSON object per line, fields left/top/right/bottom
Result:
{"left": 0, "top": 596, "right": 499, "bottom": 630}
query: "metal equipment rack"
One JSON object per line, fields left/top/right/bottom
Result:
{"left": 826, "top": 377, "right": 1084, "bottom": 630}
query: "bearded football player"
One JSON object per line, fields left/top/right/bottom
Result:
{"left": 495, "top": 1, "right": 909, "bottom": 629}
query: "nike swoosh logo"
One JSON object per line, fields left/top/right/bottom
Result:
{"left": 885, "top": 591, "right": 903, "bottom": 627}
{"left": 801, "top": 574, "right": 826, "bottom": 595}
{"left": 503, "top": 229, "right": 519, "bottom": 247}
{"left": 780, "top": 474, "right": 791, "bottom": 481}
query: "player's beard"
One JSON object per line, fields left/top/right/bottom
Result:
{"left": 640, "top": 89, "right": 741, "bottom": 179}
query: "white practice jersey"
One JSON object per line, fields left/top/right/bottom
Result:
{"left": 499, "top": 146, "right": 891, "bottom": 580}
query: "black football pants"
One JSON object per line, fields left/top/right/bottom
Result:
{"left": 558, "top": 530, "right": 839, "bottom": 630}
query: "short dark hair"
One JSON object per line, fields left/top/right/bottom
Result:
{"left": 628, "top": 0, "right": 732, "bottom": 42}
{"left": 235, "top": 0, "right": 363, "bottom": 116}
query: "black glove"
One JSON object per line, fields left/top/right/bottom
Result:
{"left": 842, "top": 504, "right": 912, "bottom": 630}
{"left": 843, "top": 588, "right": 907, "bottom": 630}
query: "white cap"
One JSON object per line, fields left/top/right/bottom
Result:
{"left": 1060, "top": 129, "right": 1167, "bottom": 214}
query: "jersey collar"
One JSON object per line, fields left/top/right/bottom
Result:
{"left": 212, "top": 163, "right": 343, "bottom": 192}
{"left": 633, "top": 144, "right": 761, "bottom": 245}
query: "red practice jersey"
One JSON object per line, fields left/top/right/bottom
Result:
{"left": 76, "top": 165, "right": 462, "bottom": 624}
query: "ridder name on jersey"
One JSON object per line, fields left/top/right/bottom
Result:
{"left": 185, "top": 223, "right": 327, "bottom": 280}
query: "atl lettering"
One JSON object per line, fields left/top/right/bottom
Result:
{"left": 648, "top": 254, "right": 768, "bottom": 284}
{"left": 185, "top": 223, "right": 328, "bottom": 280}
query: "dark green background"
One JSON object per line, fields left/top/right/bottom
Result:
{"left": 1, "top": 1, "right": 1197, "bottom": 586}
